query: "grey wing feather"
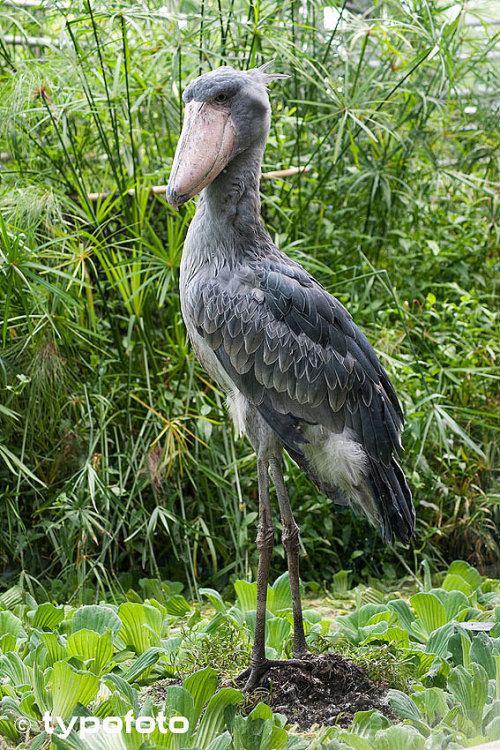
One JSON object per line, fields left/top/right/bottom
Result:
{"left": 192, "top": 255, "right": 414, "bottom": 543}
{"left": 194, "top": 259, "right": 402, "bottom": 457}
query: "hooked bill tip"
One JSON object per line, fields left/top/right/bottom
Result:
{"left": 166, "top": 185, "right": 184, "bottom": 211}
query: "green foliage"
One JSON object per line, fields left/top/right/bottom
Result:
{"left": 0, "top": 0, "right": 498, "bottom": 597}
{"left": 0, "top": 579, "right": 279, "bottom": 748}
{"left": 0, "top": 562, "right": 499, "bottom": 748}
{"left": 231, "top": 703, "right": 289, "bottom": 750}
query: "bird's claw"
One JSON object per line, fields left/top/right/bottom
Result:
{"left": 236, "top": 654, "right": 314, "bottom": 692}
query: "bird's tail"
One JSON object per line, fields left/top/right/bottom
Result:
{"left": 287, "top": 448, "right": 415, "bottom": 545}
{"left": 364, "top": 456, "right": 415, "bottom": 545}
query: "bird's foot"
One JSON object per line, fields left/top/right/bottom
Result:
{"left": 236, "top": 653, "right": 314, "bottom": 692}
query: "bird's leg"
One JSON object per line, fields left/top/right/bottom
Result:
{"left": 238, "top": 456, "right": 314, "bottom": 691}
{"left": 269, "top": 456, "right": 310, "bottom": 659}
{"left": 242, "top": 457, "right": 274, "bottom": 691}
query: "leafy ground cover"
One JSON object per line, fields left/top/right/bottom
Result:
{"left": 0, "top": 0, "right": 498, "bottom": 599}
{"left": 0, "top": 560, "right": 500, "bottom": 749}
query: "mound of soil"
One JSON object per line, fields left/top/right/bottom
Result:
{"left": 243, "top": 653, "right": 394, "bottom": 730}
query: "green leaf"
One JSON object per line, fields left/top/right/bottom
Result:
{"left": 358, "top": 604, "right": 391, "bottom": 628}
{"left": 19, "top": 691, "right": 40, "bottom": 720}
{"left": 234, "top": 581, "right": 259, "bottom": 613}
{"left": 139, "top": 577, "right": 183, "bottom": 605}
{"left": 157, "top": 685, "right": 194, "bottom": 748}
{"left": 165, "top": 685, "right": 196, "bottom": 725}
{"left": 440, "top": 574, "right": 474, "bottom": 597}
{"left": 495, "top": 655, "right": 500, "bottom": 701}
{"left": 0, "top": 718, "right": 19, "bottom": 742}
{"left": 414, "top": 652, "right": 440, "bottom": 679}
{"left": 226, "top": 607, "right": 245, "bottom": 628}
{"left": 103, "top": 673, "right": 139, "bottom": 712}
{"left": 484, "top": 702, "right": 500, "bottom": 740}
{"left": 72, "top": 605, "right": 122, "bottom": 637}
{"left": 434, "top": 404, "right": 486, "bottom": 459}
{"left": 445, "top": 561, "right": 481, "bottom": 592}
{"left": 370, "top": 724, "right": 426, "bottom": 749}
{"left": 67, "top": 629, "right": 114, "bottom": 675}
{"left": 51, "top": 661, "right": 100, "bottom": 719}
{"left": 1, "top": 694, "right": 38, "bottom": 729}
{"left": 425, "top": 622, "right": 456, "bottom": 658}
{"left": 247, "top": 703, "right": 288, "bottom": 749}
{"left": 266, "top": 616, "right": 291, "bottom": 652}
{"left": 206, "top": 732, "right": 232, "bottom": 750}
{"left": 30, "top": 730, "right": 49, "bottom": 749}
{"left": 388, "top": 599, "right": 416, "bottom": 634}
{"left": 302, "top": 609, "right": 322, "bottom": 625}
{"left": 192, "top": 687, "right": 242, "bottom": 747}
{"left": 121, "top": 646, "right": 161, "bottom": 682}
{"left": 412, "top": 687, "right": 450, "bottom": 727}
{"left": 448, "top": 663, "right": 489, "bottom": 727}
{"left": 203, "top": 612, "right": 229, "bottom": 635}
{"left": 351, "top": 709, "right": 391, "bottom": 737}
{"left": 332, "top": 569, "right": 352, "bottom": 595}
{"left": 388, "top": 690, "right": 423, "bottom": 723}
{"left": 0, "top": 587, "right": 23, "bottom": 610}
{"left": 68, "top": 630, "right": 99, "bottom": 660}
{"left": 232, "top": 714, "right": 270, "bottom": 750}
{"left": 338, "top": 732, "right": 372, "bottom": 750}
{"left": 182, "top": 667, "right": 218, "bottom": 726}
{"left": 335, "top": 611, "right": 362, "bottom": 642}
{"left": 486, "top": 715, "right": 500, "bottom": 742}
{"left": 161, "top": 636, "right": 183, "bottom": 658}
{"left": 0, "top": 611, "right": 24, "bottom": 653}
{"left": 245, "top": 610, "right": 275, "bottom": 640}
{"left": 93, "top": 690, "right": 129, "bottom": 720}
{"left": 336, "top": 604, "right": 392, "bottom": 645}
{"left": 469, "top": 632, "right": 495, "bottom": 678}
{"left": 164, "top": 595, "right": 192, "bottom": 617}
{"left": 118, "top": 602, "right": 162, "bottom": 653}
{"left": 36, "top": 630, "right": 67, "bottom": 667}
{"left": 33, "top": 603, "right": 65, "bottom": 630}
{"left": 270, "top": 572, "right": 292, "bottom": 612}
{"left": 0, "top": 444, "right": 46, "bottom": 486}
{"left": 410, "top": 592, "right": 447, "bottom": 637}
{"left": 460, "top": 629, "right": 471, "bottom": 669}
{"left": 433, "top": 589, "right": 470, "bottom": 621}
{"left": 200, "top": 588, "right": 227, "bottom": 613}
{"left": 32, "top": 656, "right": 52, "bottom": 714}
{"left": 0, "top": 652, "right": 31, "bottom": 687}
{"left": 363, "top": 625, "right": 409, "bottom": 648}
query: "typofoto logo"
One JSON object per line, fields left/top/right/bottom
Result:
{"left": 36, "top": 711, "right": 189, "bottom": 739}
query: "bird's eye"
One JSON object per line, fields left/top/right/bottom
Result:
{"left": 214, "top": 92, "right": 228, "bottom": 103}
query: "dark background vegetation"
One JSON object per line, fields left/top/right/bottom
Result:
{"left": 0, "top": 0, "right": 498, "bottom": 603}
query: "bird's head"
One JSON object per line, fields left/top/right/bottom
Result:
{"left": 166, "top": 62, "right": 287, "bottom": 210}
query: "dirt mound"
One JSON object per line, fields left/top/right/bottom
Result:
{"left": 245, "top": 653, "right": 394, "bottom": 730}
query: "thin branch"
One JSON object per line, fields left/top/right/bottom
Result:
{"left": 84, "top": 166, "right": 310, "bottom": 202}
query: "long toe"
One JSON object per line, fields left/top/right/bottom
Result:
{"left": 236, "top": 660, "right": 272, "bottom": 692}
{"left": 237, "top": 656, "right": 315, "bottom": 692}
{"left": 243, "top": 668, "right": 264, "bottom": 692}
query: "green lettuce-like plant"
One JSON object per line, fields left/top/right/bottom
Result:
{"left": 231, "top": 702, "right": 288, "bottom": 749}
{"left": 50, "top": 667, "right": 285, "bottom": 750}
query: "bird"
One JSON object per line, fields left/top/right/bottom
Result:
{"left": 166, "top": 62, "right": 415, "bottom": 691}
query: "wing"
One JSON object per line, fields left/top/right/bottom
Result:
{"left": 190, "top": 255, "right": 404, "bottom": 468}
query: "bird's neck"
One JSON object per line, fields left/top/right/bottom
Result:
{"left": 196, "top": 144, "right": 267, "bottom": 242}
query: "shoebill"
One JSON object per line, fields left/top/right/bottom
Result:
{"left": 166, "top": 63, "right": 415, "bottom": 691}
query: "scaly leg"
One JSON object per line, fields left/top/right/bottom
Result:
{"left": 269, "top": 456, "right": 310, "bottom": 658}
{"left": 238, "top": 456, "right": 312, "bottom": 691}
{"left": 243, "top": 457, "right": 274, "bottom": 691}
